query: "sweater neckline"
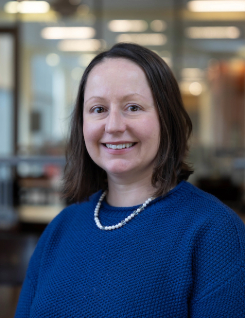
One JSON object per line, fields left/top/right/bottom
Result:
{"left": 100, "top": 180, "right": 186, "bottom": 212}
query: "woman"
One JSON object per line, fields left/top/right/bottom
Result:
{"left": 16, "top": 43, "right": 245, "bottom": 317}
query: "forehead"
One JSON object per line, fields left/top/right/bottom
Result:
{"left": 89, "top": 57, "right": 145, "bottom": 77}
{"left": 84, "top": 58, "right": 152, "bottom": 99}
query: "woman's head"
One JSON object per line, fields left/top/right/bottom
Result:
{"left": 63, "top": 42, "right": 193, "bottom": 202}
{"left": 83, "top": 57, "right": 161, "bottom": 188}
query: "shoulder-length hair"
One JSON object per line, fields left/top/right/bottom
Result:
{"left": 63, "top": 42, "right": 193, "bottom": 203}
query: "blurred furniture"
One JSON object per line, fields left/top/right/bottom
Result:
{"left": 0, "top": 156, "right": 65, "bottom": 231}
{"left": 0, "top": 232, "right": 39, "bottom": 285}
{"left": 18, "top": 205, "right": 62, "bottom": 235}
{"left": 0, "top": 232, "right": 39, "bottom": 318}
{"left": 196, "top": 177, "right": 242, "bottom": 202}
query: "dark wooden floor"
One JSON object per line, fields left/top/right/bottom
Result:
{"left": 0, "top": 231, "right": 39, "bottom": 318}
{"left": 0, "top": 286, "right": 21, "bottom": 318}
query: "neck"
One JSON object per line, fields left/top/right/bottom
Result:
{"left": 106, "top": 174, "right": 156, "bottom": 207}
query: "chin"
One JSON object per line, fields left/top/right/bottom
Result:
{"left": 104, "top": 163, "right": 134, "bottom": 176}
{"left": 106, "top": 167, "right": 132, "bottom": 175}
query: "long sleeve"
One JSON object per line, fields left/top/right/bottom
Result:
{"left": 14, "top": 205, "right": 73, "bottom": 318}
{"left": 15, "top": 275, "right": 36, "bottom": 318}
{"left": 190, "top": 266, "right": 245, "bottom": 317}
{"left": 189, "top": 202, "right": 245, "bottom": 316}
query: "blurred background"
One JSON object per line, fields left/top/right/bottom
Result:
{"left": 1, "top": 0, "right": 245, "bottom": 316}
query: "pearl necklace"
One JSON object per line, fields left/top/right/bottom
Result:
{"left": 94, "top": 191, "right": 154, "bottom": 230}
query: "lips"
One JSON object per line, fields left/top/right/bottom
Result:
{"left": 102, "top": 142, "right": 137, "bottom": 150}
{"left": 106, "top": 143, "right": 135, "bottom": 149}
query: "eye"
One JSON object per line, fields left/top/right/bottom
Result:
{"left": 92, "top": 106, "right": 105, "bottom": 113}
{"left": 128, "top": 105, "right": 141, "bottom": 112}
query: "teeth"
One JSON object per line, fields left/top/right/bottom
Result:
{"left": 106, "top": 143, "right": 134, "bottom": 149}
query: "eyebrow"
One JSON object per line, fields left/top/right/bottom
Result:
{"left": 84, "top": 93, "right": 145, "bottom": 105}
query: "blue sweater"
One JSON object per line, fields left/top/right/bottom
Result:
{"left": 15, "top": 181, "right": 245, "bottom": 317}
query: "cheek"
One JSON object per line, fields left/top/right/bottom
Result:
{"left": 139, "top": 117, "right": 160, "bottom": 144}
{"left": 83, "top": 122, "right": 94, "bottom": 156}
{"left": 83, "top": 121, "right": 90, "bottom": 142}
{"left": 142, "top": 120, "right": 160, "bottom": 158}
{"left": 83, "top": 120, "right": 103, "bottom": 150}
{"left": 83, "top": 123, "right": 98, "bottom": 161}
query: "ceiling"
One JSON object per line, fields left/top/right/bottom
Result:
{"left": 0, "top": 0, "right": 245, "bottom": 74}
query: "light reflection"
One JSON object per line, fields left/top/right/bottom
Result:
{"left": 108, "top": 20, "right": 148, "bottom": 32}
{"left": 150, "top": 20, "right": 166, "bottom": 32}
{"left": 116, "top": 34, "right": 167, "bottom": 46}
{"left": 180, "top": 81, "right": 203, "bottom": 95}
{"left": 185, "top": 26, "right": 240, "bottom": 39}
{"left": 4, "top": 1, "right": 50, "bottom": 13}
{"left": 189, "top": 82, "right": 203, "bottom": 95}
{"left": 181, "top": 68, "right": 204, "bottom": 79}
{"left": 188, "top": 1, "right": 245, "bottom": 12}
{"left": 41, "top": 27, "right": 95, "bottom": 39}
{"left": 58, "top": 39, "right": 102, "bottom": 51}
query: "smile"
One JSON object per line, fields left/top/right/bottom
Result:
{"left": 104, "top": 143, "right": 136, "bottom": 149}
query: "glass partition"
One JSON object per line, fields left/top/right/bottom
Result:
{"left": 0, "top": 0, "right": 244, "bottom": 226}
{"left": 0, "top": 32, "right": 14, "bottom": 156}
{"left": 0, "top": 31, "right": 16, "bottom": 229}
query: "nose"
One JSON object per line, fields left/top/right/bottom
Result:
{"left": 105, "top": 109, "right": 126, "bottom": 134}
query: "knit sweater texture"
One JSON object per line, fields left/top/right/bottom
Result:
{"left": 15, "top": 181, "right": 245, "bottom": 317}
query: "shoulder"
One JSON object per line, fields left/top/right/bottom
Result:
{"left": 158, "top": 181, "right": 245, "bottom": 263}
{"left": 171, "top": 181, "right": 244, "bottom": 224}
{"left": 182, "top": 183, "right": 245, "bottom": 271}
{"left": 172, "top": 180, "right": 231, "bottom": 208}
{"left": 176, "top": 182, "right": 245, "bottom": 301}
{"left": 25, "top": 190, "right": 102, "bottom": 281}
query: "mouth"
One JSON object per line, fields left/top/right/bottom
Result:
{"left": 102, "top": 142, "right": 137, "bottom": 150}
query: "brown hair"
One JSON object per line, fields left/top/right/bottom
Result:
{"left": 63, "top": 42, "right": 193, "bottom": 203}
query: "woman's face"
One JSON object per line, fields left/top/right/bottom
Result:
{"left": 83, "top": 58, "right": 160, "bottom": 181}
